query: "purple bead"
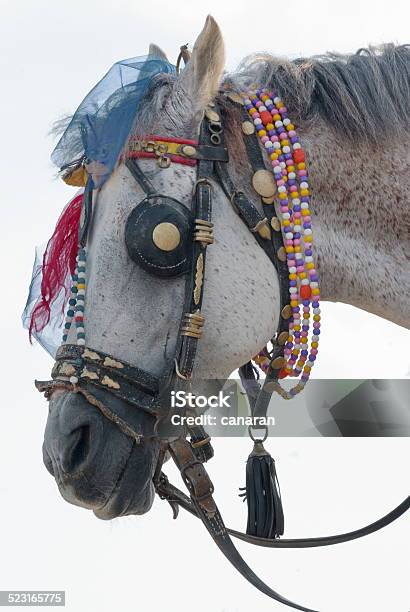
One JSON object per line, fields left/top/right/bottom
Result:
{"left": 301, "top": 349, "right": 309, "bottom": 356}
{"left": 290, "top": 280, "right": 297, "bottom": 287}
{"left": 303, "top": 222, "right": 311, "bottom": 229}
{"left": 293, "top": 232, "right": 301, "bottom": 239}
{"left": 310, "top": 274, "right": 319, "bottom": 281}
{"left": 309, "top": 355, "right": 316, "bottom": 361}
{"left": 245, "top": 104, "right": 253, "bottom": 110}
{"left": 294, "top": 332, "right": 301, "bottom": 338}
{"left": 290, "top": 137, "right": 298, "bottom": 144}
{"left": 256, "top": 124, "right": 265, "bottom": 131}
{"left": 301, "top": 196, "right": 309, "bottom": 202}
{"left": 312, "top": 301, "right": 320, "bottom": 308}
{"left": 286, "top": 342, "right": 293, "bottom": 349}
{"left": 288, "top": 179, "right": 296, "bottom": 186}
{"left": 290, "top": 388, "right": 297, "bottom": 396}
{"left": 287, "top": 253, "right": 294, "bottom": 260}
{"left": 305, "top": 249, "right": 313, "bottom": 256}
{"left": 301, "top": 374, "right": 309, "bottom": 381}
{"left": 292, "top": 306, "right": 299, "bottom": 312}
{"left": 302, "top": 325, "right": 309, "bottom": 331}
{"left": 268, "top": 129, "right": 276, "bottom": 136}
{"left": 293, "top": 205, "right": 301, "bottom": 212}
{"left": 302, "top": 300, "right": 310, "bottom": 306}
{"left": 285, "top": 153, "right": 292, "bottom": 159}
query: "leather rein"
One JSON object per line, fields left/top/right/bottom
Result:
{"left": 36, "top": 93, "right": 410, "bottom": 612}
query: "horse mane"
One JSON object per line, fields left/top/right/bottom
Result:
{"left": 226, "top": 43, "right": 410, "bottom": 142}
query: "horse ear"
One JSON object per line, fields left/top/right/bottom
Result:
{"left": 148, "top": 43, "right": 169, "bottom": 62}
{"left": 169, "top": 15, "right": 225, "bottom": 123}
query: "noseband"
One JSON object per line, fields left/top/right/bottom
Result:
{"left": 36, "top": 90, "right": 410, "bottom": 612}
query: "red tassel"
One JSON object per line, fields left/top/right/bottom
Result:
{"left": 29, "top": 194, "right": 83, "bottom": 340}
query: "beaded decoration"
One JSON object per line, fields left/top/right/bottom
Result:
{"left": 244, "top": 89, "right": 321, "bottom": 398}
{"left": 61, "top": 247, "right": 87, "bottom": 383}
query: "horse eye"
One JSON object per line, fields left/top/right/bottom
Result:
{"left": 124, "top": 195, "right": 193, "bottom": 277}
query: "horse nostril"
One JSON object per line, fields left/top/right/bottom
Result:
{"left": 61, "top": 425, "right": 91, "bottom": 475}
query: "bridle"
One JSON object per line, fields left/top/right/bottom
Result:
{"left": 36, "top": 91, "right": 410, "bottom": 612}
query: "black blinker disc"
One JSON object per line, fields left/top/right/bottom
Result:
{"left": 125, "top": 195, "right": 193, "bottom": 277}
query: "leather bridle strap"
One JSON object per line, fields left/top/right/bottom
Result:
{"left": 155, "top": 456, "right": 410, "bottom": 549}
{"left": 165, "top": 437, "right": 318, "bottom": 612}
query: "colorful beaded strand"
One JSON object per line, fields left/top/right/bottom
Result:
{"left": 61, "top": 247, "right": 87, "bottom": 384}
{"left": 244, "top": 89, "right": 321, "bottom": 398}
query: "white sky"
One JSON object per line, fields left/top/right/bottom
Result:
{"left": 0, "top": 1, "right": 409, "bottom": 611}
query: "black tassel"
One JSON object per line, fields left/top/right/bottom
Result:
{"left": 239, "top": 441, "right": 284, "bottom": 538}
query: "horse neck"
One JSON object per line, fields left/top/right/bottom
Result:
{"left": 299, "top": 121, "right": 410, "bottom": 329}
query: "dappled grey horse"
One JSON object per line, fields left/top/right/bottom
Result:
{"left": 29, "top": 16, "right": 409, "bottom": 612}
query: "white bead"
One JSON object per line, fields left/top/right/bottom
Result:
{"left": 282, "top": 145, "right": 291, "bottom": 153}
{"left": 265, "top": 98, "right": 273, "bottom": 106}
{"left": 259, "top": 105, "right": 267, "bottom": 112}
{"left": 78, "top": 272, "right": 86, "bottom": 279}
{"left": 305, "top": 256, "right": 313, "bottom": 262}
{"left": 77, "top": 338, "right": 86, "bottom": 346}
{"left": 310, "top": 282, "right": 319, "bottom": 288}
{"left": 275, "top": 120, "right": 283, "bottom": 128}
{"left": 313, "top": 308, "right": 321, "bottom": 315}
{"left": 70, "top": 376, "right": 78, "bottom": 384}
{"left": 293, "top": 142, "right": 301, "bottom": 149}
{"left": 285, "top": 232, "right": 293, "bottom": 239}
{"left": 304, "top": 228, "right": 312, "bottom": 235}
{"left": 273, "top": 141, "right": 281, "bottom": 149}
{"left": 289, "top": 266, "right": 297, "bottom": 274}
{"left": 301, "top": 202, "right": 309, "bottom": 209}
{"left": 77, "top": 289, "right": 85, "bottom": 296}
{"left": 294, "top": 344, "right": 301, "bottom": 351}
{"left": 300, "top": 181, "right": 309, "bottom": 189}
{"left": 295, "top": 253, "right": 303, "bottom": 259}
{"left": 283, "top": 118, "right": 291, "bottom": 126}
{"left": 307, "top": 360, "right": 315, "bottom": 368}
{"left": 273, "top": 97, "right": 281, "bottom": 104}
{"left": 278, "top": 186, "right": 286, "bottom": 193}
{"left": 280, "top": 161, "right": 286, "bottom": 168}
{"left": 289, "top": 287, "right": 297, "bottom": 294}
{"left": 265, "top": 141, "right": 273, "bottom": 149}
{"left": 301, "top": 279, "right": 309, "bottom": 285}
{"left": 273, "top": 166, "right": 282, "bottom": 173}
{"left": 292, "top": 198, "right": 300, "bottom": 205}
{"left": 312, "top": 335, "right": 319, "bottom": 342}
{"left": 282, "top": 212, "right": 290, "bottom": 219}
{"left": 293, "top": 225, "right": 301, "bottom": 232}
{"left": 244, "top": 99, "right": 252, "bottom": 105}
{"left": 254, "top": 118, "right": 262, "bottom": 125}
{"left": 288, "top": 172, "right": 296, "bottom": 179}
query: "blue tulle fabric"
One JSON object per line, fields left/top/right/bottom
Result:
{"left": 52, "top": 54, "right": 175, "bottom": 185}
{"left": 23, "top": 54, "right": 176, "bottom": 356}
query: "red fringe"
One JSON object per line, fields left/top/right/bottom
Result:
{"left": 29, "top": 193, "right": 83, "bottom": 341}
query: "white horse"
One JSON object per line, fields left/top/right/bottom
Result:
{"left": 39, "top": 15, "right": 409, "bottom": 611}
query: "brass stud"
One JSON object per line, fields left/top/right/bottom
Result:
{"left": 271, "top": 356, "right": 286, "bottom": 370}
{"left": 226, "top": 91, "right": 244, "bottom": 104}
{"left": 262, "top": 195, "right": 276, "bottom": 204}
{"left": 180, "top": 144, "right": 197, "bottom": 157}
{"left": 241, "top": 120, "right": 255, "bottom": 135}
{"left": 152, "top": 222, "right": 181, "bottom": 252}
{"left": 205, "top": 108, "right": 220, "bottom": 123}
{"left": 277, "top": 246, "right": 286, "bottom": 262}
{"left": 270, "top": 217, "right": 281, "bottom": 231}
{"left": 252, "top": 169, "right": 276, "bottom": 198}
{"left": 277, "top": 331, "right": 289, "bottom": 345}
{"left": 281, "top": 304, "right": 292, "bottom": 319}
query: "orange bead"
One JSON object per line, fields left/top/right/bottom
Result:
{"left": 300, "top": 285, "right": 312, "bottom": 299}
{"left": 278, "top": 368, "right": 289, "bottom": 379}
{"left": 260, "top": 111, "right": 272, "bottom": 125}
